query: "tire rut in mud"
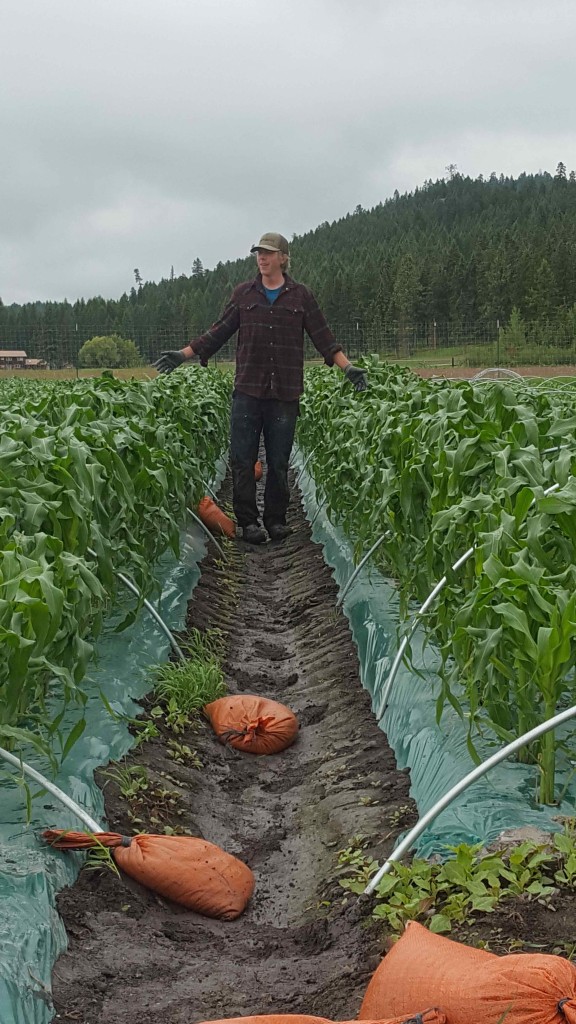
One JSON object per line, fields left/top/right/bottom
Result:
{"left": 51, "top": 472, "right": 416, "bottom": 1024}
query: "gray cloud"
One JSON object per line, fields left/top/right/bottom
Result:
{"left": 2, "top": 0, "right": 576, "bottom": 303}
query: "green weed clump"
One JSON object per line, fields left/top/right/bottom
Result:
{"left": 338, "top": 824, "right": 576, "bottom": 935}
{"left": 151, "top": 628, "right": 227, "bottom": 731}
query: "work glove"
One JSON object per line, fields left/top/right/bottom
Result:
{"left": 154, "top": 350, "right": 186, "bottom": 374}
{"left": 344, "top": 364, "right": 368, "bottom": 392}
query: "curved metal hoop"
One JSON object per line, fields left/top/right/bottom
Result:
{"left": 0, "top": 745, "right": 103, "bottom": 833}
{"left": 186, "top": 507, "right": 227, "bottom": 561}
{"left": 294, "top": 445, "right": 320, "bottom": 487}
{"left": 364, "top": 703, "right": 576, "bottom": 894}
{"left": 86, "top": 547, "right": 185, "bottom": 662}
{"left": 336, "top": 532, "right": 391, "bottom": 608}
{"left": 542, "top": 444, "right": 569, "bottom": 455}
{"left": 115, "top": 571, "right": 186, "bottom": 661}
{"left": 202, "top": 479, "right": 219, "bottom": 501}
{"left": 308, "top": 495, "right": 330, "bottom": 528}
{"left": 470, "top": 367, "right": 524, "bottom": 382}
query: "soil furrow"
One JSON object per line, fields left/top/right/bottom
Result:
{"left": 51, "top": 472, "right": 416, "bottom": 1024}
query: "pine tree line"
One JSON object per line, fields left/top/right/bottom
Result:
{"left": 2, "top": 165, "right": 576, "bottom": 367}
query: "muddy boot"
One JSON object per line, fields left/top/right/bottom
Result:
{"left": 267, "top": 523, "right": 292, "bottom": 541}
{"left": 242, "top": 523, "right": 267, "bottom": 544}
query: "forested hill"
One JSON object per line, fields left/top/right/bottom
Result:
{"left": 3, "top": 165, "right": 576, "bottom": 362}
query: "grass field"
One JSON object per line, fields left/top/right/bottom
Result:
{"left": 0, "top": 366, "right": 157, "bottom": 381}
{"left": 3, "top": 353, "right": 576, "bottom": 382}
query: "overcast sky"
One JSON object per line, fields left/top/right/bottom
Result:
{"left": 2, "top": 0, "right": 576, "bottom": 305}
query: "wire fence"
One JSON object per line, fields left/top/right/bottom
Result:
{"left": 1, "top": 319, "right": 576, "bottom": 374}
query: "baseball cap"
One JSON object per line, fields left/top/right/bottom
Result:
{"left": 250, "top": 232, "right": 290, "bottom": 255}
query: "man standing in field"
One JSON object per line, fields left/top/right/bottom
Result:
{"left": 155, "top": 232, "right": 367, "bottom": 544}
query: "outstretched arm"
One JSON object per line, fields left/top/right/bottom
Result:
{"left": 333, "top": 350, "right": 368, "bottom": 392}
{"left": 154, "top": 296, "right": 240, "bottom": 374}
{"left": 301, "top": 288, "right": 367, "bottom": 392}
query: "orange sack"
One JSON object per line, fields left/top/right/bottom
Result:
{"left": 43, "top": 831, "right": 254, "bottom": 920}
{"left": 204, "top": 694, "right": 299, "bottom": 755}
{"left": 254, "top": 461, "right": 263, "bottom": 481}
{"left": 197, "top": 497, "right": 236, "bottom": 538}
{"left": 196, "top": 1013, "right": 446, "bottom": 1024}
{"left": 359, "top": 920, "right": 576, "bottom": 1024}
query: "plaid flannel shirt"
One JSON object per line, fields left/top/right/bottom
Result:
{"left": 190, "top": 274, "right": 342, "bottom": 401}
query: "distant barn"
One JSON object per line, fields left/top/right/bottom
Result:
{"left": 0, "top": 350, "right": 48, "bottom": 369}
{"left": 0, "top": 349, "right": 27, "bottom": 368}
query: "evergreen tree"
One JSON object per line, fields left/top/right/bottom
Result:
{"left": 525, "top": 257, "right": 556, "bottom": 320}
{"left": 4, "top": 169, "right": 576, "bottom": 355}
{"left": 499, "top": 307, "right": 527, "bottom": 364}
{"left": 391, "top": 252, "right": 421, "bottom": 355}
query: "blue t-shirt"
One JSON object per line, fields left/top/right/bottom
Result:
{"left": 264, "top": 286, "right": 283, "bottom": 304}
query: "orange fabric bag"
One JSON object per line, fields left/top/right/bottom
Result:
{"left": 204, "top": 694, "right": 299, "bottom": 755}
{"left": 43, "top": 831, "right": 254, "bottom": 920}
{"left": 196, "top": 1013, "right": 446, "bottom": 1024}
{"left": 254, "top": 460, "right": 263, "bottom": 481}
{"left": 197, "top": 497, "right": 236, "bottom": 538}
{"left": 359, "top": 920, "right": 576, "bottom": 1024}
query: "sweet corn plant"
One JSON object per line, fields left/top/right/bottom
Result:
{"left": 298, "top": 359, "right": 576, "bottom": 803}
{"left": 0, "top": 367, "right": 232, "bottom": 757}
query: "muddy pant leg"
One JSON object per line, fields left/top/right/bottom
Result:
{"left": 262, "top": 398, "right": 299, "bottom": 530}
{"left": 230, "top": 392, "right": 263, "bottom": 527}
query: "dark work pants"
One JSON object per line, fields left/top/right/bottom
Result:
{"left": 230, "top": 391, "right": 299, "bottom": 529}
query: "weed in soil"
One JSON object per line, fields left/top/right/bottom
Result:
{"left": 338, "top": 823, "right": 576, "bottom": 951}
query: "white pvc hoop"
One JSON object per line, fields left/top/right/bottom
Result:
{"left": 336, "top": 532, "right": 391, "bottom": 608}
{"left": 115, "top": 571, "right": 186, "bottom": 662}
{"left": 470, "top": 367, "right": 524, "bottom": 382}
{"left": 86, "top": 547, "right": 186, "bottom": 662}
{"left": 186, "top": 507, "right": 227, "bottom": 561}
{"left": 0, "top": 746, "right": 103, "bottom": 833}
{"left": 364, "top": 703, "right": 576, "bottom": 893}
{"left": 293, "top": 445, "right": 320, "bottom": 487}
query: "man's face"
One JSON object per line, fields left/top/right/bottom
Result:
{"left": 255, "top": 248, "right": 285, "bottom": 275}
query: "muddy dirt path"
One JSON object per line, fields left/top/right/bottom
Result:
{"left": 51, "top": 473, "right": 416, "bottom": 1024}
